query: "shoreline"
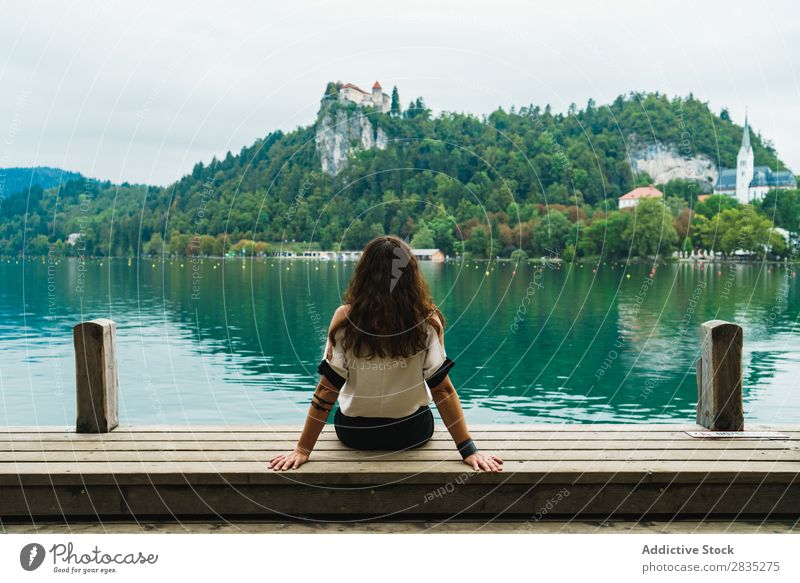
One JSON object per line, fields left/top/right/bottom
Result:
{"left": 2, "top": 255, "right": 796, "bottom": 265}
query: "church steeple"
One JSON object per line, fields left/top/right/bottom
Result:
{"left": 740, "top": 113, "right": 752, "bottom": 153}
{"left": 735, "top": 111, "right": 755, "bottom": 204}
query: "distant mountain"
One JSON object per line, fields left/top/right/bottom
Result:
{"left": 0, "top": 166, "right": 85, "bottom": 198}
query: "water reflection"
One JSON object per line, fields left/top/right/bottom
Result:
{"left": 0, "top": 257, "right": 797, "bottom": 425}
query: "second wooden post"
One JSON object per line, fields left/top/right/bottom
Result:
{"left": 74, "top": 319, "right": 119, "bottom": 433}
{"left": 696, "top": 320, "right": 744, "bottom": 431}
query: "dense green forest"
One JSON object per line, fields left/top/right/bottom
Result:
{"left": 0, "top": 166, "right": 84, "bottom": 199}
{"left": 1, "top": 90, "right": 797, "bottom": 260}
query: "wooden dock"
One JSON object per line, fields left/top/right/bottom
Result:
{"left": 2, "top": 423, "right": 799, "bottom": 521}
{"left": 2, "top": 318, "right": 797, "bottom": 522}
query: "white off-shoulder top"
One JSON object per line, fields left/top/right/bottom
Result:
{"left": 318, "top": 322, "right": 454, "bottom": 419}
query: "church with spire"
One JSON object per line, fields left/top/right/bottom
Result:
{"left": 714, "top": 115, "right": 796, "bottom": 203}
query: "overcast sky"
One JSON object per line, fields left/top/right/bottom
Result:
{"left": 1, "top": 0, "right": 798, "bottom": 186}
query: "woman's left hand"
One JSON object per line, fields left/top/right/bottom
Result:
{"left": 464, "top": 452, "right": 503, "bottom": 472}
{"left": 268, "top": 449, "right": 310, "bottom": 470}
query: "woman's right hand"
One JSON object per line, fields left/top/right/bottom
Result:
{"left": 464, "top": 452, "right": 503, "bottom": 472}
{"left": 268, "top": 449, "right": 310, "bottom": 470}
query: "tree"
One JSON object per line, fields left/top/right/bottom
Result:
{"left": 199, "top": 234, "right": 222, "bottom": 256}
{"left": 410, "top": 221, "right": 435, "bottom": 248}
{"left": 673, "top": 207, "right": 693, "bottom": 252}
{"left": 716, "top": 206, "right": 786, "bottom": 256}
{"left": 428, "top": 217, "right": 456, "bottom": 255}
{"left": 367, "top": 222, "right": 385, "bottom": 240}
{"left": 324, "top": 81, "right": 339, "bottom": 98}
{"left": 465, "top": 226, "right": 491, "bottom": 258}
{"left": 757, "top": 189, "right": 800, "bottom": 234}
{"left": 622, "top": 198, "right": 678, "bottom": 257}
{"left": 230, "top": 239, "right": 254, "bottom": 256}
{"left": 390, "top": 86, "right": 401, "bottom": 117}
{"left": 406, "top": 97, "right": 430, "bottom": 120}
{"left": 342, "top": 220, "right": 384, "bottom": 249}
{"left": 27, "top": 234, "right": 50, "bottom": 256}
{"left": 531, "top": 211, "right": 571, "bottom": 256}
{"left": 167, "top": 232, "right": 191, "bottom": 256}
{"left": 143, "top": 233, "right": 165, "bottom": 256}
{"left": 694, "top": 194, "right": 739, "bottom": 218}
{"left": 665, "top": 196, "right": 688, "bottom": 218}
{"left": 510, "top": 248, "right": 528, "bottom": 263}
{"left": 580, "top": 210, "right": 631, "bottom": 258}
{"left": 659, "top": 178, "right": 704, "bottom": 205}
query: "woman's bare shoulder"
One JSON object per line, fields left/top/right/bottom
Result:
{"left": 330, "top": 304, "right": 351, "bottom": 328}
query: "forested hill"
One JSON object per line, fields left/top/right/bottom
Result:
{"left": 0, "top": 91, "right": 791, "bottom": 257}
{"left": 0, "top": 166, "right": 84, "bottom": 198}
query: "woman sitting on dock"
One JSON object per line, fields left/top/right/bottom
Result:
{"left": 269, "top": 236, "right": 503, "bottom": 472}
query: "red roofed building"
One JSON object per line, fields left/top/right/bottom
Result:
{"left": 618, "top": 184, "right": 663, "bottom": 209}
{"left": 341, "top": 82, "right": 368, "bottom": 95}
{"left": 335, "top": 81, "right": 391, "bottom": 113}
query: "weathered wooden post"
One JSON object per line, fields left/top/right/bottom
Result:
{"left": 696, "top": 320, "right": 744, "bottom": 431}
{"left": 73, "top": 319, "right": 119, "bottom": 433}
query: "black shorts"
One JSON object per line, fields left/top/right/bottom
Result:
{"left": 334, "top": 405, "right": 434, "bottom": 451}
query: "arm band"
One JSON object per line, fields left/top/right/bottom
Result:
{"left": 313, "top": 393, "right": 334, "bottom": 406}
{"left": 426, "top": 357, "right": 455, "bottom": 388}
{"left": 310, "top": 400, "right": 331, "bottom": 412}
{"left": 456, "top": 438, "right": 478, "bottom": 459}
{"left": 317, "top": 359, "right": 346, "bottom": 390}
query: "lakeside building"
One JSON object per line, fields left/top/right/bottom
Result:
{"left": 714, "top": 116, "right": 796, "bottom": 203}
{"left": 298, "top": 251, "right": 337, "bottom": 260}
{"left": 618, "top": 185, "right": 663, "bottom": 209}
{"left": 268, "top": 250, "right": 363, "bottom": 260}
{"left": 411, "top": 248, "right": 445, "bottom": 262}
{"left": 267, "top": 248, "right": 445, "bottom": 262}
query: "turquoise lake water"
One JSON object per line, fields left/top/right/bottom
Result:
{"left": 0, "top": 257, "right": 797, "bottom": 425}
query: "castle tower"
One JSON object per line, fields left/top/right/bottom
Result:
{"left": 371, "top": 81, "right": 382, "bottom": 108}
{"left": 735, "top": 115, "right": 754, "bottom": 203}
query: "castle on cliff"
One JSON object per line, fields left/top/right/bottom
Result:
{"left": 331, "top": 81, "right": 391, "bottom": 113}
{"left": 714, "top": 116, "right": 796, "bottom": 203}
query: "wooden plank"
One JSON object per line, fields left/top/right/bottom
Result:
{"left": 5, "top": 430, "right": 795, "bottom": 442}
{"left": 99, "top": 482, "right": 800, "bottom": 517}
{"left": 2, "top": 449, "right": 799, "bottom": 463}
{"left": 697, "top": 320, "right": 744, "bottom": 431}
{"left": 2, "top": 459, "right": 800, "bottom": 483}
{"left": 3, "top": 482, "right": 799, "bottom": 519}
{"left": 0, "top": 424, "right": 725, "bottom": 434}
{"left": 3, "top": 520, "right": 798, "bottom": 534}
{"left": 6, "top": 422, "right": 800, "bottom": 439}
{"left": 2, "top": 480, "right": 799, "bottom": 519}
{"left": 1, "top": 439, "right": 795, "bottom": 452}
{"left": 3, "top": 424, "right": 799, "bottom": 434}
{"left": 73, "top": 319, "right": 119, "bottom": 433}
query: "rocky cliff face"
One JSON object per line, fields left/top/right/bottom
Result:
{"left": 630, "top": 142, "right": 717, "bottom": 189}
{"left": 315, "top": 102, "right": 388, "bottom": 176}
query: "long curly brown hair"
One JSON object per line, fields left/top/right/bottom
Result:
{"left": 330, "top": 236, "right": 444, "bottom": 358}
